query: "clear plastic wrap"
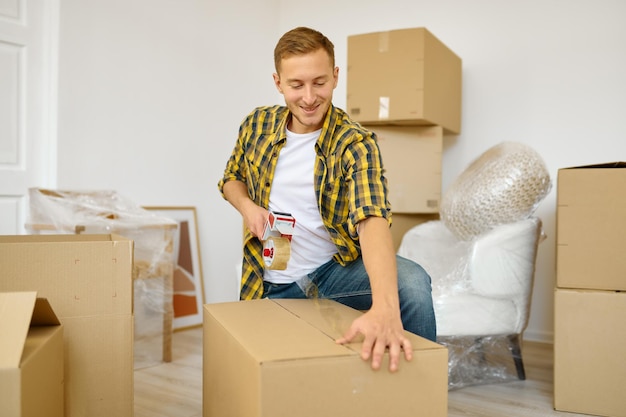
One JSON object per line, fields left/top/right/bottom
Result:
{"left": 26, "top": 188, "right": 178, "bottom": 369}
{"left": 441, "top": 141, "right": 552, "bottom": 241}
{"left": 438, "top": 335, "right": 526, "bottom": 390}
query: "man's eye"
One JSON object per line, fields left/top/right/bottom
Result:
{"left": 291, "top": 84, "right": 303, "bottom": 89}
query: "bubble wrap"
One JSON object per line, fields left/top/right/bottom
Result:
{"left": 441, "top": 142, "right": 551, "bottom": 240}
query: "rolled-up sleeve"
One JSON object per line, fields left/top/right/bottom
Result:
{"left": 217, "top": 118, "right": 250, "bottom": 198}
{"left": 344, "top": 135, "right": 392, "bottom": 239}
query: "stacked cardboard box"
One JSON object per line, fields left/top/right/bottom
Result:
{"left": 0, "top": 234, "right": 134, "bottom": 417}
{"left": 347, "top": 27, "right": 462, "bottom": 134}
{"left": 554, "top": 163, "right": 626, "bottom": 417}
{"left": 346, "top": 27, "right": 462, "bottom": 246}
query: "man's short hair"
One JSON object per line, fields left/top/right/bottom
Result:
{"left": 274, "top": 27, "right": 335, "bottom": 74}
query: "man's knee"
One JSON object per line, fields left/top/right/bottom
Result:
{"left": 397, "top": 256, "right": 431, "bottom": 287}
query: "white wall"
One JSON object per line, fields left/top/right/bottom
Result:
{"left": 55, "top": 0, "right": 626, "bottom": 342}
{"left": 56, "top": 0, "right": 281, "bottom": 303}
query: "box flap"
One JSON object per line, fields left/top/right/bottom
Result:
{"left": 0, "top": 233, "right": 132, "bottom": 244}
{"left": 272, "top": 298, "right": 360, "bottom": 341}
{"left": 274, "top": 298, "right": 444, "bottom": 351}
{"left": 561, "top": 161, "right": 626, "bottom": 170}
{"left": 31, "top": 298, "right": 61, "bottom": 326}
{"left": 0, "top": 291, "right": 37, "bottom": 368}
{"left": 205, "top": 299, "right": 445, "bottom": 366}
{"left": 205, "top": 299, "right": 354, "bottom": 363}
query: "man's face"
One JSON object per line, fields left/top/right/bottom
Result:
{"left": 273, "top": 48, "right": 339, "bottom": 134}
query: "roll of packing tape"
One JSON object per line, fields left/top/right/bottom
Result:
{"left": 262, "top": 236, "right": 291, "bottom": 270}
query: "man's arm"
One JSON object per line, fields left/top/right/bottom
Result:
{"left": 335, "top": 216, "right": 413, "bottom": 372}
{"left": 222, "top": 180, "right": 268, "bottom": 238}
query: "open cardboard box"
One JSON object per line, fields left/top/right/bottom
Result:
{"left": 0, "top": 292, "right": 64, "bottom": 417}
{"left": 204, "top": 298, "right": 448, "bottom": 417}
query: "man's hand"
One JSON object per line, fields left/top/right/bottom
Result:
{"left": 338, "top": 216, "right": 413, "bottom": 372}
{"left": 242, "top": 204, "right": 269, "bottom": 238}
{"left": 336, "top": 306, "right": 413, "bottom": 372}
{"left": 223, "top": 180, "right": 268, "bottom": 238}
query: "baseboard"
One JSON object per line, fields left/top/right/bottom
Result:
{"left": 523, "top": 329, "right": 554, "bottom": 344}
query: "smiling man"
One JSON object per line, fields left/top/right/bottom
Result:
{"left": 218, "top": 26, "right": 436, "bottom": 372}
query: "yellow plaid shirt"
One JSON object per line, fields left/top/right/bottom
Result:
{"left": 218, "top": 105, "right": 392, "bottom": 300}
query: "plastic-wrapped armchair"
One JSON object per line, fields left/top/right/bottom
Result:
{"left": 398, "top": 216, "right": 543, "bottom": 388}
{"left": 397, "top": 141, "right": 551, "bottom": 389}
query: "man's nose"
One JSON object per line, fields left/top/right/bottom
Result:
{"left": 302, "top": 85, "right": 315, "bottom": 104}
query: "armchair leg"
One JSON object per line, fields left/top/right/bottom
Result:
{"left": 475, "top": 337, "right": 487, "bottom": 364}
{"left": 508, "top": 334, "right": 526, "bottom": 380}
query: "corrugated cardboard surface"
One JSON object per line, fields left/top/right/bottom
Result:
{"left": 554, "top": 289, "right": 626, "bottom": 417}
{"left": 369, "top": 125, "right": 443, "bottom": 214}
{"left": 0, "top": 234, "right": 134, "bottom": 417}
{"left": 204, "top": 298, "right": 448, "bottom": 417}
{"left": 556, "top": 162, "right": 626, "bottom": 291}
{"left": 0, "top": 292, "right": 64, "bottom": 417}
{"left": 390, "top": 213, "right": 439, "bottom": 251}
{"left": 347, "top": 27, "right": 462, "bottom": 134}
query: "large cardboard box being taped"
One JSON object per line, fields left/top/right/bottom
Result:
{"left": 554, "top": 289, "right": 626, "bottom": 416}
{"left": 0, "top": 292, "right": 64, "bottom": 417}
{"left": 0, "top": 234, "right": 134, "bottom": 417}
{"left": 347, "top": 27, "right": 462, "bottom": 134}
{"left": 368, "top": 125, "right": 443, "bottom": 213}
{"left": 556, "top": 162, "right": 626, "bottom": 291}
{"left": 203, "top": 298, "right": 448, "bottom": 417}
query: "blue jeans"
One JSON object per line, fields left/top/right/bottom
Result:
{"left": 262, "top": 255, "right": 437, "bottom": 341}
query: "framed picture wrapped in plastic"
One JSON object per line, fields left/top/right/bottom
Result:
{"left": 144, "top": 206, "right": 205, "bottom": 330}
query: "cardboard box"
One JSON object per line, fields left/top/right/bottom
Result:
{"left": 0, "top": 292, "right": 64, "bottom": 417}
{"left": 554, "top": 289, "right": 626, "bottom": 416}
{"left": 347, "top": 27, "right": 462, "bottom": 134}
{"left": 0, "top": 234, "right": 134, "bottom": 417}
{"left": 556, "top": 162, "right": 626, "bottom": 291}
{"left": 391, "top": 213, "right": 440, "bottom": 251}
{"left": 203, "top": 298, "right": 448, "bottom": 417}
{"left": 369, "top": 125, "right": 443, "bottom": 213}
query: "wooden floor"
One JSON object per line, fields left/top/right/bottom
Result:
{"left": 134, "top": 327, "right": 587, "bottom": 417}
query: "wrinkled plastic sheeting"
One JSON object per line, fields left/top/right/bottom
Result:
{"left": 398, "top": 218, "right": 540, "bottom": 299}
{"left": 440, "top": 142, "right": 551, "bottom": 241}
{"left": 438, "top": 335, "right": 525, "bottom": 390}
{"left": 26, "top": 188, "right": 178, "bottom": 369}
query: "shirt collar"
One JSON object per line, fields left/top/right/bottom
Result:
{"left": 273, "top": 105, "right": 339, "bottom": 158}
{"left": 317, "top": 105, "right": 339, "bottom": 158}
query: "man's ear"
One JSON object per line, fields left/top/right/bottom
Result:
{"left": 273, "top": 73, "right": 283, "bottom": 94}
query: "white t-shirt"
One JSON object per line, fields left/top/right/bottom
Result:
{"left": 264, "top": 128, "right": 337, "bottom": 284}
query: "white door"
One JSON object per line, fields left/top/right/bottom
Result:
{"left": 0, "top": 0, "right": 57, "bottom": 234}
